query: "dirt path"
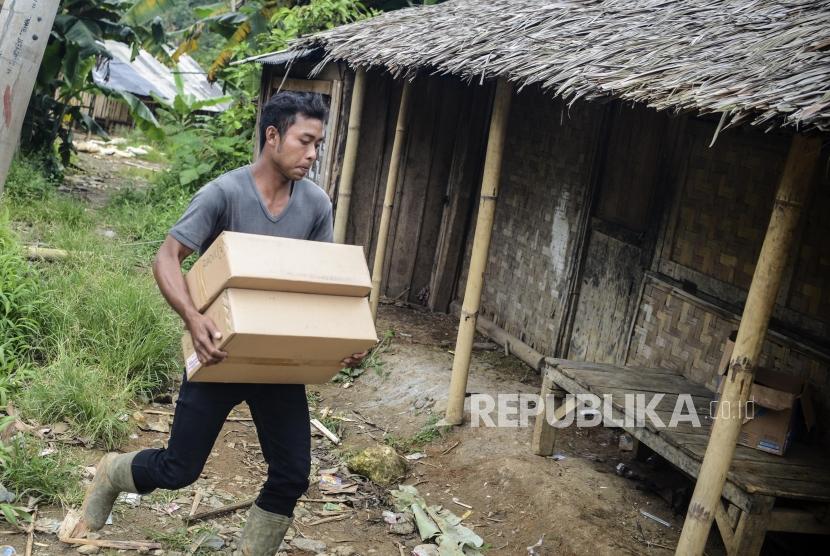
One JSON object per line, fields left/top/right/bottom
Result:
{"left": 3, "top": 305, "right": 694, "bottom": 556}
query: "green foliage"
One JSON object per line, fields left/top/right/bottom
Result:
{"left": 21, "top": 0, "right": 166, "bottom": 167}
{"left": 174, "top": 0, "right": 375, "bottom": 83}
{"left": 334, "top": 329, "right": 395, "bottom": 383}
{"left": 154, "top": 73, "right": 232, "bottom": 128}
{"left": 0, "top": 421, "right": 83, "bottom": 508}
{"left": 384, "top": 413, "right": 448, "bottom": 453}
{"left": 18, "top": 347, "right": 136, "bottom": 450}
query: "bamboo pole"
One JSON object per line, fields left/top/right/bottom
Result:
{"left": 332, "top": 68, "right": 367, "bottom": 244}
{"left": 443, "top": 79, "right": 513, "bottom": 426}
{"left": 676, "top": 133, "right": 822, "bottom": 555}
{"left": 370, "top": 81, "right": 412, "bottom": 320}
{"left": 0, "top": 0, "right": 61, "bottom": 194}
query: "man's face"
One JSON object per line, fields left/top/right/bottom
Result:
{"left": 264, "top": 114, "right": 325, "bottom": 181}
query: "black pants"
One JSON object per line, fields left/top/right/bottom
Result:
{"left": 131, "top": 373, "right": 311, "bottom": 517}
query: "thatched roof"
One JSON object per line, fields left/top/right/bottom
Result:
{"left": 267, "top": 0, "right": 830, "bottom": 133}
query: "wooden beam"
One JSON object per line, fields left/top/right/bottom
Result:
{"left": 713, "top": 499, "right": 735, "bottom": 553}
{"left": 443, "top": 79, "right": 513, "bottom": 426}
{"left": 271, "top": 77, "right": 333, "bottom": 96}
{"left": 333, "top": 68, "right": 367, "bottom": 244}
{"left": 0, "top": 0, "right": 61, "bottom": 194}
{"left": 369, "top": 81, "right": 412, "bottom": 320}
{"left": 767, "top": 508, "right": 830, "bottom": 535}
{"left": 532, "top": 371, "right": 557, "bottom": 456}
{"left": 730, "top": 496, "right": 774, "bottom": 556}
{"left": 676, "top": 133, "right": 822, "bottom": 555}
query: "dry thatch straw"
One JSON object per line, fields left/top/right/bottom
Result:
{"left": 265, "top": 0, "right": 830, "bottom": 133}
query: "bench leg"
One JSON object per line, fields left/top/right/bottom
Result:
{"left": 730, "top": 496, "right": 774, "bottom": 556}
{"left": 532, "top": 372, "right": 558, "bottom": 456}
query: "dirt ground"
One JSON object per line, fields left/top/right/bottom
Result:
{"left": 2, "top": 148, "right": 700, "bottom": 555}
{"left": 2, "top": 302, "right": 700, "bottom": 556}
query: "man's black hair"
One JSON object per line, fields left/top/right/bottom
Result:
{"left": 259, "top": 91, "right": 329, "bottom": 151}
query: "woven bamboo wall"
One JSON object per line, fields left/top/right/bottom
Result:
{"left": 664, "top": 118, "right": 830, "bottom": 330}
{"left": 457, "top": 88, "right": 603, "bottom": 354}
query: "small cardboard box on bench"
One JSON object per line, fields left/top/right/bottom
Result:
{"left": 185, "top": 231, "right": 372, "bottom": 312}
{"left": 717, "top": 333, "right": 814, "bottom": 456}
{"left": 181, "top": 231, "right": 377, "bottom": 384}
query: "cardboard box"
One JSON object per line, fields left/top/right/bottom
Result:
{"left": 716, "top": 333, "right": 814, "bottom": 455}
{"left": 186, "top": 231, "right": 372, "bottom": 312}
{"left": 182, "top": 288, "right": 378, "bottom": 384}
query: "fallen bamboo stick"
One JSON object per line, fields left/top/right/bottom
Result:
{"left": 25, "top": 246, "right": 70, "bottom": 261}
{"left": 305, "top": 513, "right": 352, "bottom": 527}
{"left": 311, "top": 418, "right": 341, "bottom": 444}
{"left": 59, "top": 537, "right": 162, "bottom": 551}
{"left": 185, "top": 497, "right": 255, "bottom": 523}
{"left": 189, "top": 489, "right": 203, "bottom": 518}
{"left": 25, "top": 508, "right": 37, "bottom": 556}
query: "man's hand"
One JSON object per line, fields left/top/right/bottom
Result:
{"left": 186, "top": 313, "right": 228, "bottom": 366}
{"left": 341, "top": 351, "right": 368, "bottom": 368}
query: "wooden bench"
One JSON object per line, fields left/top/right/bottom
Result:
{"left": 532, "top": 358, "right": 830, "bottom": 555}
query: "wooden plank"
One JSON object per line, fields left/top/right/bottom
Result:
{"left": 349, "top": 72, "right": 392, "bottom": 250}
{"left": 383, "top": 78, "right": 436, "bottom": 297}
{"left": 549, "top": 358, "right": 689, "bottom": 376}
{"left": 270, "top": 76, "right": 332, "bottom": 95}
{"left": 532, "top": 372, "right": 557, "bottom": 456}
{"left": 767, "top": 508, "right": 830, "bottom": 534}
{"left": 429, "top": 83, "right": 491, "bottom": 312}
{"left": 567, "top": 229, "right": 646, "bottom": 364}
{"left": 409, "top": 78, "right": 463, "bottom": 305}
{"left": 556, "top": 366, "right": 713, "bottom": 397}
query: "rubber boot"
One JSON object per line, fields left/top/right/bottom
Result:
{"left": 79, "top": 451, "right": 140, "bottom": 532}
{"left": 235, "top": 503, "right": 292, "bottom": 556}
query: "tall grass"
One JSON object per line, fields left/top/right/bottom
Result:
{"left": 1, "top": 156, "right": 181, "bottom": 451}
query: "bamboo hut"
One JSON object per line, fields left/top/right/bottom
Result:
{"left": 250, "top": 1, "right": 830, "bottom": 553}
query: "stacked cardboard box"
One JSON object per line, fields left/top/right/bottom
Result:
{"left": 181, "top": 231, "right": 378, "bottom": 384}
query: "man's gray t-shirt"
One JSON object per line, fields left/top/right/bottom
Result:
{"left": 170, "top": 165, "right": 333, "bottom": 253}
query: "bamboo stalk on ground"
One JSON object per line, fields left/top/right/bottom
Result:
{"left": 332, "top": 68, "right": 367, "bottom": 244}
{"left": 443, "top": 79, "right": 513, "bottom": 426}
{"left": 676, "top": 133, "right": 822, "bottom": 555}
{"left": 369, "top": 81, "right": 413, "bottom": 320}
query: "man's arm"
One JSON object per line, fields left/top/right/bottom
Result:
{"left": 153, "top": 235, "right": 227, "bottom": 366}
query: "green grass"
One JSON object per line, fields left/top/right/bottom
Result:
{"left": 384, "top": 413, "right": 449, "bottom": 453}
{"left": 0, "top": 152, "right": 189, "bottom": 518}
{"left": 145, "top": 526, "right": 193, "bottom": 551}
{"left": 0, "top": 422, "right": 83, "bottom": 506}
{"left": 332, "top": 329, "right": 395, "bottom": 383}
{"left": 1, "top": 155, "right": 181, "bottom": 452}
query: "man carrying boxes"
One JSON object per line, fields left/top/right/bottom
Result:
{"left": 75, "top": 92, "right": 375, "bottom": 555}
